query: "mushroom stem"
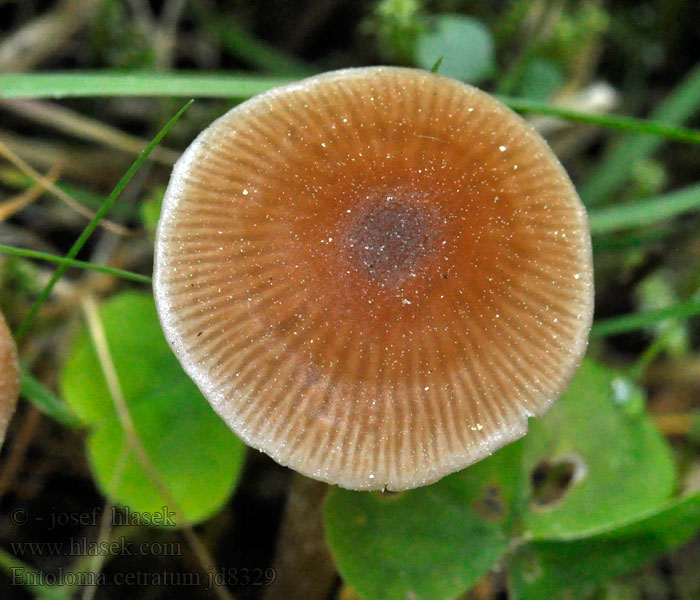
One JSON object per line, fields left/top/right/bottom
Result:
{"left": 263, "top": 475, "right": 336, "bottom": 600}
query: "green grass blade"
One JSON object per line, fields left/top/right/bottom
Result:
{"left": 0, "top": 547, "right": 71, "bottom": 600}
{"left": 580, "top": 62, "right": 700, "bottom": 205}
{"left": 190, "top": 4, "right": 313, "bottom": 76}
{"left": 430, "top": 56, "right": 444, "bottom": 73}
{"left": 0, "top": 244, "right": 151, "bottom": 284}
{"left": 500, "top": 95, "right": 700, "bottom": 145}
{"left": 588, "top": 182, "right": 700, "bottom": 235}
{"left": 2, "top": 72, "right": 700, "bottom": 147}
{"left": 206, "top": 23, "right": 312, "bottom": 75}
{"left": 592, "top": 227, "right": 672, "bottom": 253}
{"left": 0, "top": 72, "right": 294, "bottom": 99}
{"left": 591, "top": 298, "right": 700, "bottom": 339}
{"left": 20, "top": 368, "right": 80, "bottom": 427}
{"left": 14, "top": 100, "right": 192, "bottom": 341}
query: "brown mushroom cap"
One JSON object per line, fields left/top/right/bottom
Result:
{"left": 154, "top": 66, "right": 593, "bottom": 491}
{"left": 0, "top": 311, "right": 20, "bottom": 448}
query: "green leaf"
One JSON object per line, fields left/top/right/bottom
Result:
{"left": 89, "top": 378, "right": 244, "bottom": 523}
{"left": 430, "top": 56, "right": 444, "bottom": 73}
{"left": 509, "top": 494, "right": 700, "bottom": 600}
{"left": 416, "top": 14, "right": 495, "bottom": 84}
{"left": 0, "top": 244, "right": 151, "bottom": 285}
{"left": 3, "top": 72, "right": 700, "bottom": 145}
{"left": 512, "top": 58, "right": 564, "bottom": 101}
{"left": 521, "top": 361, "right": 676, "bottom": 538}
{"left": 60, "top": 291, "right": 245, "bottom": 524}
{"left": 325, "top": 360, "right": 680, "bottom": 599}
{"left": 499, "top": 96, "right": 700, "bottom": 145}
{"left": 61, "top": 293, "right": 174, "bottom": 424}
{"left": 325, "top": 443, "right": 522, "bottom": 600}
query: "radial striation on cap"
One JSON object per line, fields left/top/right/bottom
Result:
{"left": 154, "top": 66, "right": 594, "bottom": 491}
{"left": 0, "top": 312, "right": 20, "bottom": 448}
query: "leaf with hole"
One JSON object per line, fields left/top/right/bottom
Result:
{"left": 509, "top": 493, "right": 700, "bottom": 600}
{"left": 325, "top": 359, "right": 681, "bottom": 599}
{"left": 521, "top": 360, "right": 676, "bottom": 538}
{"left": 325, "top": 443, "right": 522, "bottom": 600}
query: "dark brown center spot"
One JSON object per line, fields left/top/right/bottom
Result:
{"left": 341, "top": 189, "right": 441, "bottom": 287}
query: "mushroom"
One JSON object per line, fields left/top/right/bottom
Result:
{"left": 0, "top": 311, "right": 19, "bottom": 448}
{"left": 154, "top": 66, "right": 593, "bottom": 491}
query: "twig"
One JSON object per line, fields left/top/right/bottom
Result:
{"left": 80, "top": 447, "right": 129, "bottom": 600}
{"left": 654, "top": 413, "right": 695, "bottom": 437}
{"left": 0, "top": 99, "right": 179, "bottom": 166}
{"left": 0, "top": 164, "right": 59, "bottom": 221}
{"left": 0, "top": 140, "right": 130, "bottom": 236}
{"left": 125, "top": 0, "right": 156, "bottom": 33}
{"left": 0, "top": 0, "right": 100, "bottom": 71}
{"left": 154, "top": 0, "right": 189, "bottom": 69}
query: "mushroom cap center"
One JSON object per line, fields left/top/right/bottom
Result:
{"left": 340, "top": 187, "right": 442, "bottom": 288}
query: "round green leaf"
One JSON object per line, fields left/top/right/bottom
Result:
{"left": 415, "top": 14, "right": 495, "bottom": 83}
{"left": 60, "top": 291, "right": 245, "bottom": 524}
{"left": 61, "top": 292, "right": 176, "bottom": 424}
{"left": 513, "top": 58, "right": 565, "bottom": 101}
{"left": 325, "top": 443, "right": 521, "bottom": 600}
{"left": 89, "top": 378, "right": 245, "bottom": 523}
